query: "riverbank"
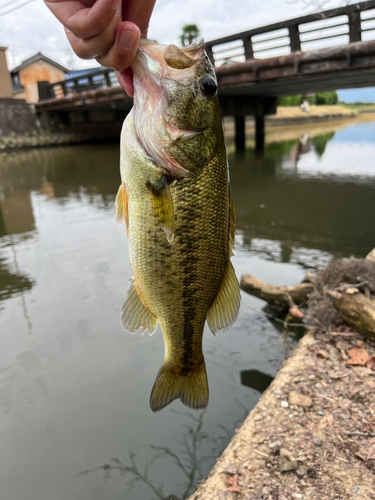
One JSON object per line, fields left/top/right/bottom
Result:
{"left": 1, "top": 104, "right": 374, "bottom": 152}
{"left": 190, "top": 256, "right": 375, "bottom": 500}
{"left": 189, "top": 327, "right": 375, "bottom": 500}
{"left": 223, "top": 105, "right": 367, "bottom": 139}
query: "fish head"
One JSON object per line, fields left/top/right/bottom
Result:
{"left": 132, "top": 38, "right": 222, "bottom": 177}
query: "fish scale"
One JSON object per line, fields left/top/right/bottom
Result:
{"left": 116, "top": 39, "right": 240, "bottom": 412}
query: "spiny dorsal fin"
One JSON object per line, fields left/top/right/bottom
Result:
{"left": 121, "top": 282, "right": 157, "bottom": 335}
{"left": 150, "top": 177, "right": 175, "bottom": 242}
{"left": 207, "top": 261, "right": 240, "bottom": 336}
{"left": 115, "top": 183, "right": 129, "bottom": 236}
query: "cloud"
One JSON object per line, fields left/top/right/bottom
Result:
{"left": 0, "top": 0, "right": 362, "bottom": 70}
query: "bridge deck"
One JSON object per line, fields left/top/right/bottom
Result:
{"left": 35, "top": 0, "right": 375, "bottom": 118}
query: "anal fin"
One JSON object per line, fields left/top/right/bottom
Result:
{"left": 207, "top": 261, "right": 240, "bottom": 336}
{"left": 121, "top": 282, "right": 157, "bottom": 335}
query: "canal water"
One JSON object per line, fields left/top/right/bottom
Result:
{"left": 1, "top": 115, "right": 375, "bottom": 500}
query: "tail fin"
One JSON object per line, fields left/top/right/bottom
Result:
{"left": 150, "top": 362, "right": 209, "bottom": 412}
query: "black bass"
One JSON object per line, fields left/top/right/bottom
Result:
{"left": 116, "top": 38, "right": 240, "bottom": 412}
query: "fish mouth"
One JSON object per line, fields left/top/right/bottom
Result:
{"left": 133, "top": 38, "right": 206, "bottom": 80}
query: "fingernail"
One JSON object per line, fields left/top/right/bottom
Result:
{"left": 120, "top": 28, "right": 139, "bottom": 52}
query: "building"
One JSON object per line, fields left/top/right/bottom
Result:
{"left": 11, "top": 52, "right": 69, "bottom": 103}
{"left": 0, "top": 47, "right": 13, "bottom": 98}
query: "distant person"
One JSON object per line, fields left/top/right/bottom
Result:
{"left": 45, "top": 0, "right": 157, "bottom": 95}
{"left": 300, "top": 99, "right": 310, "bottom": 113}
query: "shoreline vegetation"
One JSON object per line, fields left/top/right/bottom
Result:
{"left": 1, "top": 105, "right": 375, "bottom": 152}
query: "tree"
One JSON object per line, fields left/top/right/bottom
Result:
{"left": 180, "top": 24, "right": 200, "bottom": 47}
{"left": 315, "top": 91, "right": 338, "bottom": 105}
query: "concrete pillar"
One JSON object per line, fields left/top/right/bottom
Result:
{"left": 235, "top": 115, "right": 245, "bottom": 153}
{"left": 255, "top": 114, "right": 265, "bottom": 154}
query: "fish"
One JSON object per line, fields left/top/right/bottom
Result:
{"left": 115, "top": 38, "right": 240, "bottom": 412}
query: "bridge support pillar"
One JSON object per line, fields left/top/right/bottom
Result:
{"left": 235, "top": 116, "right": 245, "bottom": 153}
{"left": 255, "top": 114, "right": 265, "bottom": 154}
{"left": 219, "top": 95, "right": 276, "bottom": 155}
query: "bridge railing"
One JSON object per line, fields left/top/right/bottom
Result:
{"left": 38, "top": 68, "right": 119, "bottom": 101}
{"left": 206, "top": 0, "right": 375, "bottom": 65}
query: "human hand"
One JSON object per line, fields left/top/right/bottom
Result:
{"left": 45, "top": 0, "right": 156, "bottom": 95}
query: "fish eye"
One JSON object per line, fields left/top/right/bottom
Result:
{"left": 200, "top": 76, "right": 217, "bottom": 97}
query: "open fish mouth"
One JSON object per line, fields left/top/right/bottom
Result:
{"left": 134, "top": 38, "right": 206, "bottom": 80}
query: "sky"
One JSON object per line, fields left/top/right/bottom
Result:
{"left": 0, "top": 0, "right": 361, "bottom": 71}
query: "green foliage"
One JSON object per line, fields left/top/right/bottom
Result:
{"left": 278, "top": 92, "right": 338, "bottom": 106}
{"left": 315, "top": 91, "right": 338, "bottom": 105}
{"left": 180, "top": 24, "right": 200, "bottom": 47}
{"left": 312, "top": 132, "right": 336, "bottom": 158}
{"left": 278, "top": 95, "right": 303, "bottom": 106}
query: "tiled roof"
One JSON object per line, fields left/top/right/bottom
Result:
{"left": 11, "top": 52, "right": 69, "bottom": 74}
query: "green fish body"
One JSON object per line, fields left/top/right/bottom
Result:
{"left": 116, "top": 39, "right": 240, "bottom": 412}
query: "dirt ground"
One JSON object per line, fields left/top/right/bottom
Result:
{"left": 189, "top": 329, "right": 375, "bottom": 500}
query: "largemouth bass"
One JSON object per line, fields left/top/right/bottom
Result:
{"left": 116, "top": 38, "right": 240, "bottom": 412}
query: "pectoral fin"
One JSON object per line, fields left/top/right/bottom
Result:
{"left": 115, "top": 183, "right": 129, "bottom": 236}
{"left": 207, "top": 261, "right": 240, "bottom": 336}
{"left": 150, "top": 177, "right": 175, "bottom": 242}
{"left": 121, "top": 282, "right": 157, "bottom": 335}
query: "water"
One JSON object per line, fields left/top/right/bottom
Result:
{"left": 1, "top": 115, "right": 375, "bottom": 500}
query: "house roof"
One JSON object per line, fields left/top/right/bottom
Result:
{"left": 11, "top": 52, "right": 69, "bottom": 74}
{"left": 66, "top": 67, "right": 104, "bottom": 79}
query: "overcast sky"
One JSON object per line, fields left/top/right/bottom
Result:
{"left": 0, "top": 0, "right": 360, "bottom": 70}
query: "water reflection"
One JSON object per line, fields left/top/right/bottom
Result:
{"left": 231, "top": 121, "right": 375, "bottom": 263}
{"left": 78, "top": 408, "right": 248, "bottom": 500}
{"left": 0, "top": 115, "right": 375, "bottom": 500}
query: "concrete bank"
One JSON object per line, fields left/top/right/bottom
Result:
{"left": 188, "top": 329, "right": 375, "bottom": 500}
{"left": 223, "top": 105, "right": 363, "bottom": 137}
{"left": 1, "top": 101, "right": 372, "bottom": 152}
{"left": 0, "top": 98, "right": 124, "bottom": 152}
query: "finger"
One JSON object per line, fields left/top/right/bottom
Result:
{"left": 122, "top": 0, "right": 156, "bottom": 36}
{"left": 46, "top": 0, "right": 120, "bottom": 39}
{"left": 96, "top": 22, "right": 140, "bottom": 71}
{"left": 65, "top": 11, "right": 121, "bottom": 59}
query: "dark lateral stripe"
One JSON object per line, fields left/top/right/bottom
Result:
{"left": 179, "top": 182, "right": 201, "bottom": 376}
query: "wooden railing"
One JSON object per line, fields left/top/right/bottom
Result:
{"left": 38, "top": 68, "right": 118, "bottom": 101}
{"left": 206, "top": 0, "right": 375, "bottom": 65}
{"left": 38, "top": 1, "right": 375, "bottom": 103}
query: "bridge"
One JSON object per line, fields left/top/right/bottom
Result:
{"left": 36, "top": 0, "right": 375, "bottom": 152}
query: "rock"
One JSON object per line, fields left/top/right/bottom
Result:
{"left": 288, "top": 391, "right": 313, "bottom": 407}
{"left": 223, "top": 464, "right": 238, "bottom": 475}
{"left": 366, "top": 247, "right": 375, "bottom": 262}
{"left": 268, "top": 437, "right": 282, "bottom": 449}
{"left": 279, "top": 448, "right": 298, "bottom": 472}
{"left": 281, "top": 401, "right": 289, "bottom": 408}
